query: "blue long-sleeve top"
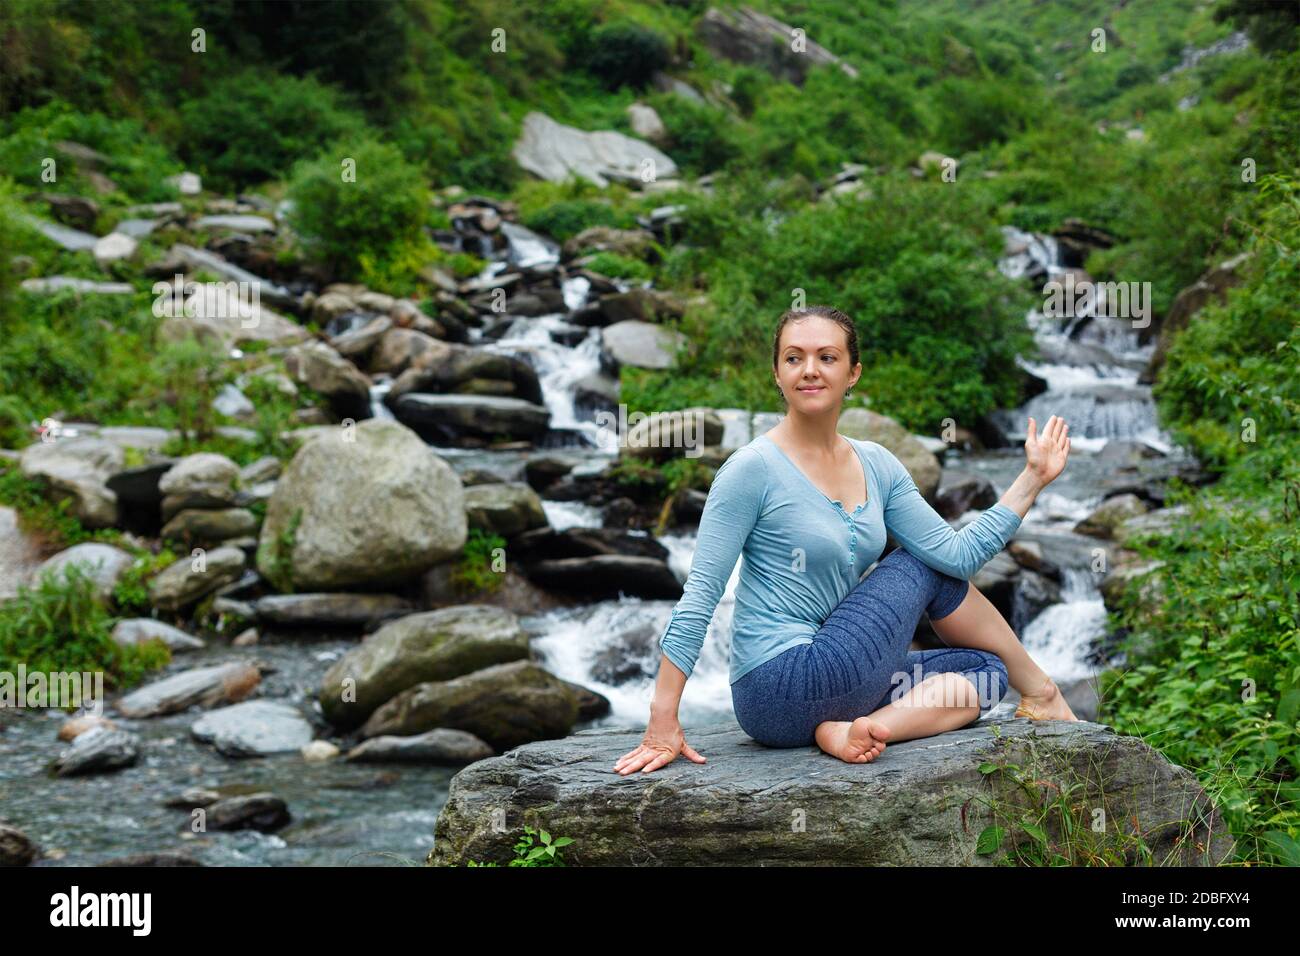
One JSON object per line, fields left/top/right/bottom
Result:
{"left": 658, "top": 432, "right": 1023, "bottom": 684}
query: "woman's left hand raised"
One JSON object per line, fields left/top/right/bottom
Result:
{"left": 1024, "top": 415, "right": 1070, "bottom": 487}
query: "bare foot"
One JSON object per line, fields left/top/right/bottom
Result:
{"left": 835, "top": 716, "right": 891, "bottom": 763}
{"left": 1014, "top": 676, "right": 1079, "bottom": 721}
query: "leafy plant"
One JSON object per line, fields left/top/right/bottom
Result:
{"left": 156, "top": 333, "right": 224, "bottom": 450}
{"left": 465, "top": 825, "right": 575, "bottom": 867}
{"left": 285, "top": 137, "right": 430, "bottom": 277}
{"left": 178, "top": 69, "right": 367, "bottom": 190}
{"left": 0, "top": 563, "right": 170, "bottom": 692}
{"left": 449, "top": 528, "right": 508, "bottom": 597}
{"left": 111, "top": 548, "right": 178, "bottom": 616}
{"left": 257, "top": 506, "right": 302, "bottom": 594}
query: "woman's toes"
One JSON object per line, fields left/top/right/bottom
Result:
{"left": 844, "top": 716, "right": 889, "bottom": 762}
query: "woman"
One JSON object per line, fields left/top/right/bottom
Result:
{"left": 614, "top": 305, "right": 1078, "bottom": 776}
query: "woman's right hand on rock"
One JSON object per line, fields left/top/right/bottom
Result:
{"left": 613, "top": 714, "right": 706, "bottom": 775}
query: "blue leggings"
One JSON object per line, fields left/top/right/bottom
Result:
{"left": 731, "top": 547, "right": 1009, "bottom": 748}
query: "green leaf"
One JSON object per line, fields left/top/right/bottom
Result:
{"left": 975, "top": 825, "right": 1005, "bottom": 855}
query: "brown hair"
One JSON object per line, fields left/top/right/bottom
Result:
{"left": 771, "top": 305, "right": 860, "bottom": 370}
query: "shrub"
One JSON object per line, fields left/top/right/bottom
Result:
{"left": 156, "top": 333, "right": 224, "bottom": 450}
{"left": 522, "top": 199, "right": 629, "bottom": 242}
{"left": 0, "top": 564, "right": 169, "bottom": 692}
{"left": 286, "top": 138, "right": 431, "bottom": 276}
{"left": 584, "top": 251, "right": 652, "bottom": 280}
{"left": 0, "top": 101, "right": 181, "bottom": 201}
{"left": 449, "top": 529, "right": 508, "bottom": 597}
{"left": 178, "top": 70, "right": 367, "bottom": 190}
{"left": 584, "top": 22, "right": 671, "bottom": 90}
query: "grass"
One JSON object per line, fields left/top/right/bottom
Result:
{"left": 970, "top": 726, "right": 1233, "bottom": 866}
{"left": 0, "top": 563, "right": 170, "bottom": 694}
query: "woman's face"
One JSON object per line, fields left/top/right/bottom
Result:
{"left": 774, "top": 316, "right": 861, "bottom": 410}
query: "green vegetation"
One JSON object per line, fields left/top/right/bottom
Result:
{"left": 257, "top": 506, "right": 303, "bottom": 594}
{"left": 972, "top": 730, "right": 1221, "bottom": 865}
{"left": 111, "top": 548, "right": 178, "bottom": 616}
{"left": 449, "top": 528, "right": 508, "bottom": 598}
{"left": 464, "top": 825, "right": 575, "bottom": 866}
{"left": 177, "top": 70, "right": 366, "bottom": 191}
{"left": 0, "top": 459, "right": 124, "bottom": 551}
{"left": 1098, "top": 173, "right": 1300, "bottom": 866}
{"left": 0, "top": 564, "right": 170, "bottom": 693}
{"left": 285, "top": 138, "right": 431, "bottom": 277}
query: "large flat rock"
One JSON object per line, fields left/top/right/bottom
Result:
{"left": 427, "top": 719, "right": 1234, "bottom": 866}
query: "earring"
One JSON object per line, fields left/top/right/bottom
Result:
{"left": 845, "top": 388, "right": 853, "bottom": 397}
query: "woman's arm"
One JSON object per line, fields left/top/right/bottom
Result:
{"left": 880, "top": 415, "right": 1069, "bottom": 579}
{"left": 653, "top": 445, "right": 767, "bottom": 712}
{"left": 880, "top": 449, "right": 1026, "bottom": 580}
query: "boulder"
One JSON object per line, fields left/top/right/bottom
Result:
{"left": 345, "top": 729, "right": 495, "bottom": 765}
{"left": 386, "top": 344, "right": 543, "bottom": 405}
{"left": 597, "top": 288, "right": 685, "bottom": 325}
{"left": 58, "top": 714, "right": 118, "bottom": 741}
{"left": 621, "top": 407, "right": 725, "bottom": 461}
{"left": 562, "top": 226, "right": 655, "bottom": 260}
{"left": 284, "top": 340, "right": 372, "bottom": 420}
{"left": 205, "top": 793, "right": 290, "bottom": 832}
{"left": 0, "top": 506, "right": 42, "bottom": 601}
{"left": 935, "top": 474, "right": 998, "bottom": 520}
{"left": 92, "top": 232, "right": 137, "bottom": 267}
{"left": 695, "top": 6, "right": 859, "bottom": 85}
{"left": 161, "top": 507, "right": 258, "bottom": 546}
{"left": 511, "top": 526, "right": 671, "bottom": 564}
{"left": 838, "top": 409, "right": 942, "bottom": 500}
{"left": 115, "top": 660, "right": 261, "bottom": 718}
{"left": 1075, "top": 494, "right": 1150, "bottom": 539}
{"left": 512, "top": 111, "right": 678, "bottom": 188}
{"left": 194, "top": 214, "right": 275, "bottom": 233}
{"left": 256, "top": 419, "right": 467, "bottom": 591}
{"left": 38, "top": 193, "right": 99, "bottom": 230}
{"left": 360, "top": 659, "right": 581, "bottom": 748}
{"left": 371, "top": 328, "right": 446, "bottom": 375}
{"left": 20, "top": 276, "right": 132, "bottom": 294}
{"left": 1113, "top": 505, "right": 1192, "bottom": 548}
{"left": 463, "top": 482, "right": 549, "bottom": 538}
{"left": 601, "top": 320, "right": 687, "bottom": 370}
{"left": 525, "top": 555, "right": 684, "bottom": 600}
{"left": 427, "top": 719, "right": 1234, "bottom": 866}
{"left": 158, "top": 452, "right": 240, "bottom": 518}
{"left": 627, "top": 102, "right": 667, "bottom": 142}
{"left": 50, "top": 725, "right": 140, "bottom": 777}
{"left": 31, "top": 543, "right": 133, "bottom": 604}
{"left": 111, "top": 619, "right": 206, "bottom": 652}
{"left": 19, "top": 437, "right": 123, "bottom": 528}
{"left": 391, "top": 394, "right": 550, "bottom": 444}
{"left": 0, "top": 823, "right": 41, "bottom": 866}
{"left": 21, "top": 214, "right": 98, "bottom": 251}
{"left": 331, "top": 315, "right": 393, "bottom": 361}
{"left": 147, "top": 546, "right": 247, "bottom": 612}
{"left": 190, "top": 700, "right": 314, "bottom": 757}
{"left": 251, "top": 593, "right": 415, "bottom": 630}
{"left": 320, "top": 605, "right": 531, "bottom": 731}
